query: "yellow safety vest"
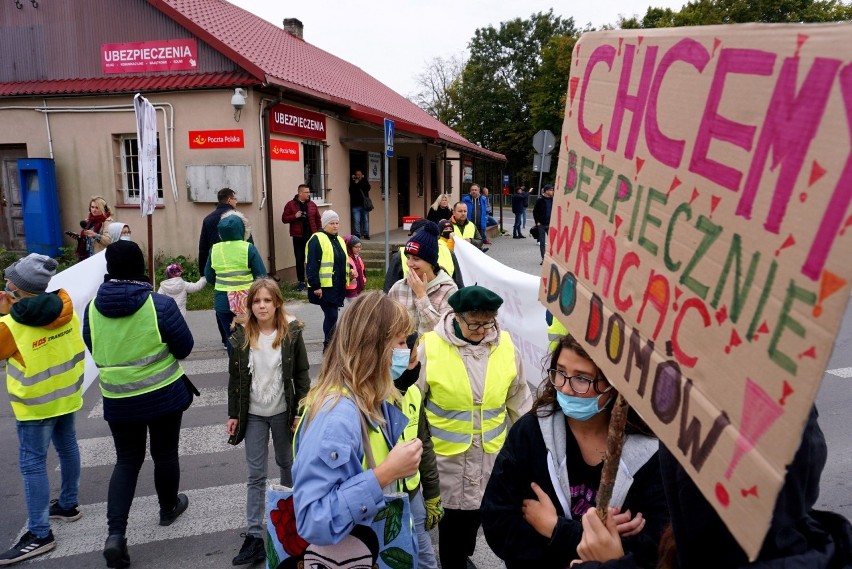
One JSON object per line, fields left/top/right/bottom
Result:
{"left": 211, "top": 240, "right": 253, "bottom": 292}
{"left": 89, "top": 296, "right": 185, "bottom": 399}
{"left": 400, "top": 244, "right": 455, "bottom": 277}
{"left": 3, "top": 313, "right": 85, "bottom": 421}
{"left": 548, "top": 318, "right": 569, "bottom": 353}
{"left": 398, "top": 386, "right": 422, "bottom": 491}
{"left": 452, "top": 221, "right": 476, "bottom": 240}
{"left": 423, "top": 330, "right": 517, "bottom": 455}
{"left": 305, "top": 232, "right": 349, "bottom": 288}
{"left": 295, "top": 395, "right": 398, "bottom": 491}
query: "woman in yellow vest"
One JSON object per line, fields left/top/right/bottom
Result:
{"left": 84, "top": 241, "right": 197, "bottom": 569}
{"left": 292, "top": 292, "right": 422, "bottom": 546}
{"left": 305, "top": 210, "right": 351, "bottom": 351}
{"left": 416, "top": 285, "right": 532, "bottom": 569}
{"left": 205, "top": 211, "right": 267, "bottom": 356}
{"left": 0, "top": 254, "right": 84, "bottom": 565}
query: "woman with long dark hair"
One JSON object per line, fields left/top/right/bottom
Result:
{"left": 482, "top": 334, "right": 667, "bottom": 569}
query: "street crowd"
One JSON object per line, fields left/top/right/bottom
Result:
{"left": 1, "top": 184, "right": 849, "bottom": 569}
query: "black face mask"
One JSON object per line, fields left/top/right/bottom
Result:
{"left": 393, "top": 362, "right": 421, "bottom": 393}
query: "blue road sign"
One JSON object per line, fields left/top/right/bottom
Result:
{"left": 503, "top": 174, "right": 510, "bottom": 184}
{"left": 384, "top": 118, "right": 395, "bottom": 158}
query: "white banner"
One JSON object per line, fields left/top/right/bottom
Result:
{"left": 47, "top": 251, "right": 108, "bottom": 392}
{"left": 453, "top": 238, "right": 550, "bottom": 390}
{"left": 134, "top": 93, "right": 158, "bottom": 216}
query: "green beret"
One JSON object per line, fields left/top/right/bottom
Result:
{"left": 447, "top": 285, "right": 503, "bottom": 313}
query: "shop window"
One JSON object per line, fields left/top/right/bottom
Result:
{"left": 302, "top": 140, "right": 328, "bottom": 202}
{"left": 114, "top": 134, "right": 163, "bottom": 204}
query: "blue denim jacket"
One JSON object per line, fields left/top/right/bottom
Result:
{"left": 292, "top": 396, "right": 409, "bottom": 545}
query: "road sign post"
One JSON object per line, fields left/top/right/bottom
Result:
{"left": 383, "top": 119, "right": 395, "bottom": 269}
{"left": 532, "top": 129, "right": 554, "bottom": 194}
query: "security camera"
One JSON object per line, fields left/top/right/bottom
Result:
{"left": 231, "top": 88, "right": 247, "bottom": 110}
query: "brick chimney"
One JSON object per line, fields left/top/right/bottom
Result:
{"left": 282, "top": 18, "right": 304, "bottom": 39}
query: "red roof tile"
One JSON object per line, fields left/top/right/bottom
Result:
{"left": 151, "top": 0, "right": 504, "bottom": 160}
{"left": 0, "top": 71, "right": 255, "bottom": 97}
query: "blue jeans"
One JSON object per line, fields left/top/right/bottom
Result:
{"left": 513, "top": 213, "right": 523, "bottom": 236}
{"left": 216, "top": 310, "right": 235, "bottom": 356}
{"left": 17, "top": 412, "right": 81, "bottom": 538}
{"left": 521, "top": 209, "right": 527, "bottom": 228}
{"left": 244, "top": 413, "right": 293, "bottom": 537}
{"left": 352, "top": 206, "right": 369, "bottom": 237}
{"left": 410, "top": 489, "right": 438, "bottom": 569}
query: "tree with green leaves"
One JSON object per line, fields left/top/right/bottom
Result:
{"left": 620, "top": 0, "right": 852, "bottom": 28}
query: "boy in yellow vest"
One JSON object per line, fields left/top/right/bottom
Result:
{"left": 416, "top": 285, "right": 531, "bottom": 569}
{"left": 0, "top": 254, "right": 85, "bottom": 565}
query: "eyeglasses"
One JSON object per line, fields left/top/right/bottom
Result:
{"left": 458, "top": 314, "right": 496, "bottom": 331}
{"left": 547, "top": 369, "right": 612, "bottom": 394}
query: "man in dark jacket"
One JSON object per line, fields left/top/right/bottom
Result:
{"left": 348, "top": 170, "right": 371, "bottom": 239}
{"left": 511, "top": 187, "right": 527, "bottom": 238}
{"left": 281, "top": 184, "right": 321, "bottom": 290}
{"left": 532, "top": 185, "right": 554, "bottom": 264}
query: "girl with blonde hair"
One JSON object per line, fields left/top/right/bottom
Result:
{"left": 226, "top": 278, "right": 310, "bottom": 565}
{"left": 292, "top": 291, "right": 423, "bottom": 545}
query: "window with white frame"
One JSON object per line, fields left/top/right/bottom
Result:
{"left": 115, "top": 134, "right": 164, "bottom": 204}
{"left": 302, "top": 140, "right": 328, "bottom": 202}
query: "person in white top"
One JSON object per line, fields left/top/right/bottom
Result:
{"left": 225, "top": 278, "right": 311, "bottom": 566}
{"left": 156, "top": 263, "right": 207, "bottom": 317}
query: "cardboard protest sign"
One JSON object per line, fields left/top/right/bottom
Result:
{"left": 541, "top": 23, "right": 852, "bottom": 559}
{"left": 454, "top": 238, "right": 549, "bottom": 388}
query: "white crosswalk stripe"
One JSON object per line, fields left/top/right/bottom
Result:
{"left": 88, "top": 386, "right": 228, "bottom": 419}
{"left": 76, "top": 424, "right": 238, "bottom": 469}
{"left": 827, "top": 367, "right": 852, "bottom": 378}
{"left": 26, "top": 480, "right": 277, "bottom": 560}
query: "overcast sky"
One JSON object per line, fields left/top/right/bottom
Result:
{"left": 230, "top": 0, "right": 686, "bottom": 97}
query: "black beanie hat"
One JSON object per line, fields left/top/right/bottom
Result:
{"left": 105, "top": 240, "right": 147, "bottom": 281}
{"left": 405, "top": 221, "right": 440, "bottom": 266}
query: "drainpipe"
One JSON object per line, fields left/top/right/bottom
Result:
{"left": 261, "top": 95, "right": 283, "bottom": 277}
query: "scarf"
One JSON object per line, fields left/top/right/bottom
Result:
{"left": 77, "top": 212, "right": 107, "bottom": 260}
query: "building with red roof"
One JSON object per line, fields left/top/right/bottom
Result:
{"left": 0, "top": 0, "right": 504, "bottom": 277}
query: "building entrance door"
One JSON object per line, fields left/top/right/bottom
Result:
{"left": 397, "top": 157, "right": 409, "bottom": 226}
{"left": 0, "top": 146, "right": 27, "bottom": 251}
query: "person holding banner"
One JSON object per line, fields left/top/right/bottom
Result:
{"left": 571, "top": 406, "right": 852, "bottom": 569}
{"left": 416, "top": 285, "right": 531, "bottom": 569}
{"left": 291, "top": 292, "right": 421, "bottom": 546}
{"left": 481, "top": 334, "right": 665, "bottom": 569}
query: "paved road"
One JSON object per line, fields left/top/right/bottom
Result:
{"left": 0, "top": 211, "right": 847, "bottom": 568}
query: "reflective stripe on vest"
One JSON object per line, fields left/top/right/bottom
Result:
{"left": 89, "top": 296, "right": 184, "bottom": 399}
{"left": 423, "top": 330, "right": 517, "bottom": 455}
{"left": 306, "top": 232, "right": 349, "bottom": 287}
{"left": 452, "top": 221, "right": 476, "bottom": 240}
{"left": 399, "top": 386, "right": 422, "bottom": 491}
{"left": 547, "top": 319, "right": 569, "bottom": 352}
{"left": 211, "top": 240, "right": 252, "bottom": 291}
{"left": 401, "top": 244, "right": 454, "bottom": 277}
{"left": 3, "top": 312, "right": 85, "bottom": 421}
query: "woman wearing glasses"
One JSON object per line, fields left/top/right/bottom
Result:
{"left": 416, "top": 285, "right": 532, "bottom": 569}
{"left": 481, "top": 334, "right": 667, "bottom": 569}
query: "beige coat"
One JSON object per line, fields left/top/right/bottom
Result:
{"left": 416, "top": 311, "right": 531, "bottom": 510}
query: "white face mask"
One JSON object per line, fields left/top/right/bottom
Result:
{"left": 119, "top": 236, "right": 131, "bottom": 241}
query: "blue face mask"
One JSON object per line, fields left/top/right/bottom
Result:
{"left": 390, "top": 348, "right": 411, "bottom": 380}
{"left": 555, "top": 390, "right": 612, "bottom": 421}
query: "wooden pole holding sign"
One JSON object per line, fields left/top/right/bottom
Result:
{"left": 596, "top": 393, "right": 630, "bottom": 521}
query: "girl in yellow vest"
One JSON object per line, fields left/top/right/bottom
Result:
{"left": 205, "top": 211, "right": 267, "bottom": 356}
{"left": 226, "top": 278, "right": 311, "bottom": 566}
{"left": 292, "top": 292, "right": 422, "bottom": 546}
{"left": 416, "top": 285, "right": 532, "bottom": 569}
